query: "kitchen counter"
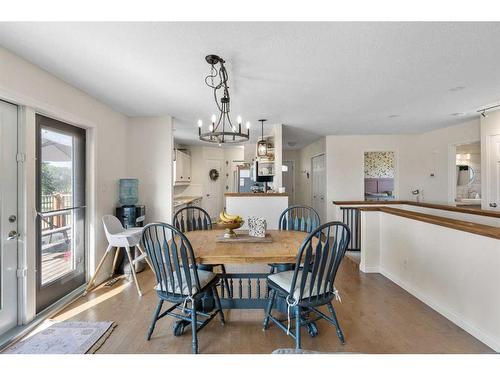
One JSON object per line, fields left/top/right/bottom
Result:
{"left": 173, "top": 195, "right": 202, "bottom": 208}
{"left": 225, "top": 193, "right": 289, "bottom": 229}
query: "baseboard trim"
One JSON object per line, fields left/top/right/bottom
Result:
{"left": 359, "top": 264, "right": 379, "bottom": 273}
{"left": 379, "top": 267, "right": 499, "bottom": 353}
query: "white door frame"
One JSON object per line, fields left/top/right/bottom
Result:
{"left": 282, "top": 160, "right": 295, "bottom": 204}
{"left": 0, "top": 100, "right": 19, "bottom": 335}
{"left": 485, "top": 134, "right": 500, "bottom": 210}
{"left": 447, "top": 139, "right": 481, "bottom": 204}
{"left": 0, "top": 89, "right": 95, "bottom": 328}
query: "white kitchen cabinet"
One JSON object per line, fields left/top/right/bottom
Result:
{"left": 174, "top": 149, "right": 191, "bottom": 185}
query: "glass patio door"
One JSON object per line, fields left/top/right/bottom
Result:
{"left": 35, "top": 114, "right": 86, "bottom": 313}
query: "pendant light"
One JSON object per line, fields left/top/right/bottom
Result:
{"left": 257, "top": 119, "right": 268, "bottom": 157}
{"left": 198, "top": 54, "right": 250, "bottom": 144}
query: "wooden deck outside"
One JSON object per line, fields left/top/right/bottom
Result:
{"left": 41, "top": 251, "right": 73, "bottom": 285}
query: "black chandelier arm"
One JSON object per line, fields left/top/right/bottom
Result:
{"left": 201, "top": 54, "right": 247, "bottom": 144}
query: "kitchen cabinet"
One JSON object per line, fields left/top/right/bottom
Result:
{"left": 174, "top": 149, "right": 191, "bottom": 185}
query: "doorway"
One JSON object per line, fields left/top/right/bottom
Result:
{"left": 282, "top": 160, "right": 295, "bottom": 205}
{"left": 454, "top": 142, "right": 481, "bottom": 208}
{"left": 0, "top": 100, "right": 19, "bottom": 336}
{"left": 204, "top": 159, "right": 222, "bottom": 219}
{"left": 35, "top": 115, "right": 86, "bottom": 313}
{"left": 363, "top": 151, "right": 396, "bottom": 201}
{"left": 311, "top": 154, "right": 326, "bottom": 223}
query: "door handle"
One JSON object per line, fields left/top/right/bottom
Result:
{"left": 7, "top": 230, "right": 20, "bottom": 240}
{"left": 490, "top": 203, "right": 498, "bottom": 208}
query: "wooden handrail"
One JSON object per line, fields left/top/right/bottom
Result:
{"left": 332, "top": 200, "right": 500, "bottom": 219}
{"left": 357, "top": 206, "right": 500, "bottom": 240}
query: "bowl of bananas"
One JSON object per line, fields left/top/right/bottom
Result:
{"left": 216, "top": 211, "right": 244, "bottom": 238}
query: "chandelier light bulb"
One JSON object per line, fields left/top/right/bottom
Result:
{"left": 246, "top": 121, "right": 251, "bottom": 129}
{"left": 237, "top": 115, "right": 242, "bottom": 124}
{"left": 209, "top": 124, "right": 214, "bottom": 132}
{"left": 211, "top": 114, "right": 217, "bottom": 123}
{"left": 197, "top": 119, "right": 203, "bottom": 127}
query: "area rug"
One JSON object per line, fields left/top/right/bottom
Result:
{"left": 3, "top": 320, "right": 116, "bottom": 354}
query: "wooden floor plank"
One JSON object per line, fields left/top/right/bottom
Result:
{"left": 52, "top": 258, "right": 493, "bottom": 354}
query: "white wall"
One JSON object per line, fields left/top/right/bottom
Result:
{"left": 128, "top": 117, "right": 174, "bottom": 224}
{"left": 295, "top": 138, "right": 326, "bottom": 206}
{"left": 326, "top": 119, "right": 481, "bottom": 221}
{"left": 0, "top": 46, "right": 176, "bottom": 326}
{"left": 0, "top": 46, "right": 129, "bottom": 322}
{"left": 360, "top": 210, "right": 500, "bottom": 352}
{"left": 272, "top": 123, "right": 283, "bottom": 189}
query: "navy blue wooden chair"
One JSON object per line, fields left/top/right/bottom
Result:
{"left": 269, "top": 205, "right": 321, "bottom": 274}
{"left": 173, "top": 206, "right": 212, "bottom": 233}
{"left": 173, "top": 206, "right": 231, "bottom": 297}
{"left": 141, "top": 222, "right": 224, "bottom": 354}
{"left": 263, "top": 221, "right": 350, "bottom": 350}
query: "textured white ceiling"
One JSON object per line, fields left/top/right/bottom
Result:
{"left": 1, "top": 22, "right": 500, "bottom": 148}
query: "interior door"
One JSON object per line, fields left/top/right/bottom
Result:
{"left": 489, "top": 134, "right": 500, "bottom": 210}
{"left": 311, "top": 154, "right": 326, "bottom": 223}
{"left": 36, "top": 115, "right": 86, "bottom": 313}
{"left": 282, "top": 161, "right": 294, "bottom": 205}
{"left": 204, "top": 159, "right": 222, "bottom": 219}
{"left": 0, "top": 100, "right": 19, "bottom": 336}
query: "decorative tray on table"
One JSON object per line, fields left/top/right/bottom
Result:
{"left": 215, "top": 231, "right": 273, "bottom": 243}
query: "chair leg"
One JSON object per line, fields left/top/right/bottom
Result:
{"left": 219, "top": 264, "right": 232, "bottom": 298}
{"left": 262, "top": 289, "right": 276, "bottom": 330}
{"left": 147, "top": 300, "right": 164, "bottom": 340}
{"left": 295, "top": 305, "right": 302, "bottom": 350}
{"left": 84, "top": 244, "right": 113, "bottom": 295}
{"left": 212, "top": 285, "right": 225, "bottom": 325}
{"left": 110, "top": 247, "right": 120, "bottom": 278}
{"left": 125, "top": 246, "right": 142, "bottom": 297}
{"left": 136, "top": 243, "right": 154, "bottom": 272}
{"left": 327, "top": 302, "right": 345, "bottom": 344}
{"left": 191, "top": 303, "right": 198, "bottom": 354}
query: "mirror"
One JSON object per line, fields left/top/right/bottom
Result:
{"left": 457, "top": 165, "right": 475, "bottom": 186}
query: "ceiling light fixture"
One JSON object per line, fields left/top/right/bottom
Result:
{"left": 257, "top": 119, "right": 268, "bottom": 157}
{"left": 476, "top": 102, "right": 500, "bottom": 118}
{"left": 198, "top": 54, "right": 250, "bottom": 144}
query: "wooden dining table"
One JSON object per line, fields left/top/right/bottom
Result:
{"left": 180, "top": 229, "right": 309, "bottom": 311}
{"left": 170, "top": 229, "right": 320, "bottom": 337}
{"left": 185, "top": 229, "right": 308, "bottom": 266}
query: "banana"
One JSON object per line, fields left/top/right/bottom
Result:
{"left": 224, "top": 212, "right": 239, "bottom": 221}
{"left": 219, "top": 211, "right": 242, "bottom": 223}
{"left": 219, "top": 212, "right": 232, "bottom": 223}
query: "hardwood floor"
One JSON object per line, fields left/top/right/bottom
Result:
{"left": 53, "top": 258, "right": 493, "bottom": 354}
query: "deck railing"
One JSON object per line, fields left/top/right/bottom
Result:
{"left": 40, "top": 193, "right": 72, "bottom": 230}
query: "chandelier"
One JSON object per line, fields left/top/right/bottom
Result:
{"left": 198, "top": 54, "right": 250, "bottom": 144}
